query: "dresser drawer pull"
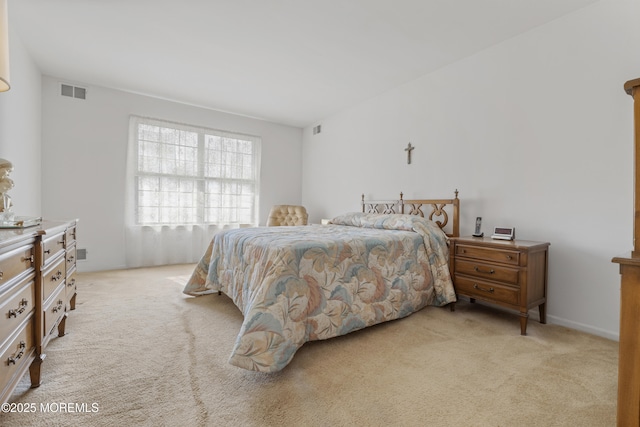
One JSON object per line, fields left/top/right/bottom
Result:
{"left": 21, "top": 255, "right": 34, "bottom": 263}
{"left": 0, "top": 271, "right": 3, "bottom": 280}
{"left": 51, "top": 271, "right": 63, "bottom": 282}
{"left": 506, "top": 255, "right": 513, "bottom": 260}
{"left": 67, "top": 254, "right": 75, "bottom": 263}
{"left": 67, "top": 278, "right": 76, "bottom": 287}
{"left": 474, "top": 266, "right": 495, "bottom": 274}
{"left": 7, "top": 341, "right": 26, "bottom": 365}
{"left": 473, "top": 283, "right": 495, "bottom": 293}
{"left": 8, "top": 299, "right": 29, "bottom": 318}
{"left": 44, "top": 249, "right": 50, "bottom": 255}
{"left": 51, "top": 300, "right": 64, "bottom": 313}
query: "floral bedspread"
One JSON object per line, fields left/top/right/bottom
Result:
{"left": 183, "top": 212, "right": 456, "bottom": 372}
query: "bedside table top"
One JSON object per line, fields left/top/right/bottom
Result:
{"left": 452, "top": 236, "right": 550, "bottom": 250}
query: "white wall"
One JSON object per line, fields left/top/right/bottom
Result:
{"left": 41, "top": 79, "right": 303, "bottom": 272}
{"left": 0, "top": 26, "right": 41, "bottom": 215}
{"left": 302, "top": 0, "right": 640, "bottom": 340}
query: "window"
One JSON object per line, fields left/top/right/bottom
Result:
{"left": 131, "top": 116, "right": 261, "bottom": 226}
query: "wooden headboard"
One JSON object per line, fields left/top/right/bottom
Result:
{"left": 361, "top": 190, "right": 460, "bottom": 237}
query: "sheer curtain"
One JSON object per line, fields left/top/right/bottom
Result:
{"left": 124, "top": 116, "right": 261, "bottom": 268}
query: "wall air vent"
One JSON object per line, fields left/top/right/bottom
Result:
{"left": 60, "top": 83, "right": 87, "bottom": 100}
{"left": 313, "top": 124, "right": 321, "bottom": 135}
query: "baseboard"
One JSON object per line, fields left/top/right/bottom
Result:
{"left": 455, "top": 296, "right": 619, "bottom": 341}
{"left": 546, "top": 314, "right": 619, "bottom": 342}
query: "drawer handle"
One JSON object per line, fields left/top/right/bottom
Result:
{"left": 51, "top": 271, "right": 63, "bottom": 282}
{"left": 0, "top": 271, "right": 3, "bottom": 280}
{"left": 21, "top": 255, "right": 34, "bottom": 263}
{"left": 506, "top": 255, "right": 513, "bottom": 260}
{"left": 44, "top": 249, "right": 51, "bottom": 255}
{"left": 7, "top": 341, "right": 26, "bottom": 365}
{"left": 67, "top": 278, "right": 76, "bottom": 287}
{"left": 474, "top": 266, "right": 495, "bottom": 274}
{"left": 473, "top": 283, "right": 495, "bottom": 293}
{"left": 67, "top": 255, "right": 75, "bottom": 263}
{"left": 8, "top": 298, "right": 29, "bottom": 318}
{"left": 52, "top": 300, "right": 64, "bottom": 313}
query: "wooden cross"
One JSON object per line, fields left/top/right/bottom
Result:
{"left": 404, "top": 143, "right": 415, "bottom": 164}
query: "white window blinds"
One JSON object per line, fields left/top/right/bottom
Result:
{"left": 125, "top": 116, "right": 261, "bottom": 267}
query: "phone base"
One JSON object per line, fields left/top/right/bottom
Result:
{"left": 472, "top": 232, "right": 484, "bottom": 238}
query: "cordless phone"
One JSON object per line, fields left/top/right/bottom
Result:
{"left": 472, "top": 217, "right": 483, "bottom": 237}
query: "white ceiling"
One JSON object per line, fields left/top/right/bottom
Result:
{"left": 9, "top": 0, "right": 599, "bottom": 128}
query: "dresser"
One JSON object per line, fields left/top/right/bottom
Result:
{"left": 0, "top": 220, "right": 77, "bottom": 403}
{"left": 450, "top": 236, "right": 549, "bottom": 335}
{"left": 612, "top": 77, "right": 640, "bottom": 427}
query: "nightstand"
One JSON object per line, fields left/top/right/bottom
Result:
{"left": 450, "top": 236, "right": 550, "bottom": 335}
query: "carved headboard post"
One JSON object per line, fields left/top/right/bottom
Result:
{"left": 452, "top": 189, "right": 460, "bottom": 238}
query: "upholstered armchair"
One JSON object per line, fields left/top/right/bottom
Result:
{"left": 267, "top": 205, "right": 308, "bottom": 226}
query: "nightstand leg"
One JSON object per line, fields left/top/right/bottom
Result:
{"left": 538, "top": 303, "right": 547, "bottom": 324}
{"left": 519, "top": 312, "right": 529, "bottom": 335}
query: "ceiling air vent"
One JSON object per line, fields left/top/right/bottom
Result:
{"left": 60, "top": 83, "right": 87, "bottom": 100}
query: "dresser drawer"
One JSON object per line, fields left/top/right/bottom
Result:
{"left": 65, "top": 226, "right": 77, "bottom": 246}
{"left": 65, "top": 269, "right": 77, "bottom": 305}
{"left": 43, "top": 286, "right": 65, "bottom": 339}
{"left": 455, "top": 259, "right": 520, "bottom": 285}
{"left": 455, "top": 244, "right": 520, "bottom": 266}
{"left": 42, "top": 256, "right": 66, "bottom": 304}
{"left": 0, "top": 317, "right": 35, "bottom": 392}
{"left": 0, "top": 245, "right": 35, "bottom": 288}
{"left": 0, "top": 277, "right": 35, "bottom": 345}
{"left": 454, "top": 275, "right": 520, "bottom": 306}
{"left": 65, "top": 244, "right": 76, "bottom": 272}
{"left": 42, "top": 233, "right": 65, "bottom": 265}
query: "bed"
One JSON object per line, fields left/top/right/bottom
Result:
{"left": 183, "top": 191, "right": 460, "bottom": 372}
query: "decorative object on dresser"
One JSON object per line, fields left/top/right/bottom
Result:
{"left": 612, "top": 77, "right": 640, "bottom": 427}
{"left": 450, "top": 236, "right": 549, "bottom": 335}
{"left": 0, "top": 219, "right": 77, "bottom": 404}
{"left": 0, "top": 158, "right": 42, "bottom": 229}
{"left": 0, "top": 158, "right": 14, "bottom": 220}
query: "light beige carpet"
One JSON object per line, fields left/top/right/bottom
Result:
{"left": 6, "top": 264, "right": 617, "bottom": 426}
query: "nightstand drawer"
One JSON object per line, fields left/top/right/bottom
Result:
{"left": 455, "top": 244, "right": 520, "bottom": 266}
{"left": 454, "top": 259, "right": 519, "bottom": 285}
{"left": 454, "top": 275, "right": 520, "bottom": 306}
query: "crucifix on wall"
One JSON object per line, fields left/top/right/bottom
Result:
{"left": 404, "top": 143, "right": 415, "bottom": 164}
